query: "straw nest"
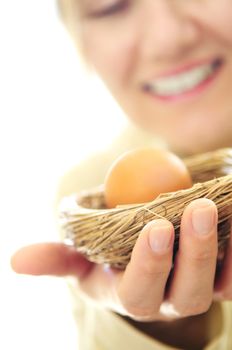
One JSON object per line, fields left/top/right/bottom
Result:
{"left": 59, "top": 148, "right": 232, "bottom": 269}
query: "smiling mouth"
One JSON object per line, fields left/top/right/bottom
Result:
{"left": 143, "top": 58, "right": 223, "bottom": 100}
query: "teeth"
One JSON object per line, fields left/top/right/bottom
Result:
{"left": 147, "top": 63, "right": 215, "bottom": 96}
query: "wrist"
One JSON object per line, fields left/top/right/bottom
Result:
{"left": 117, "top": 302, "right": 222, "bottom": 350}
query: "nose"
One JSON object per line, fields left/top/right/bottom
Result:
{"left": 140, "top": 1, "right": 201, "bottom": 61}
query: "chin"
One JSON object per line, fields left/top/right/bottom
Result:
{"left": 163, "top": 122, "right": 232, "bottom": 156}
{"left": 167, "top": 137, "right": 232, "bottom": 157}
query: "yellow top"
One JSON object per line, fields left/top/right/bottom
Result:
{"left": 67, "top": 285, "right": 232, "bottom": 350}
{"left": 55, "top": 123, "right": 232, "bottom": 350}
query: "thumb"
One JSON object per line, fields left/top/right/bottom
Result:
{"left": 10, "top": 242, "right": 93, "bottom": 278}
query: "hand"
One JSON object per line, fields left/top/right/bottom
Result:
{"left": 11, "top": 198, "right": 232, "bottom": 322}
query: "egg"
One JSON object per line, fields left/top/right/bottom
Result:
{"left": 104, "top": 147, "right": 193, "bottom": 208}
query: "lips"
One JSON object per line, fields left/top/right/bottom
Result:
{"left": 143, "top": 58, "right": 223, "bottom": 99}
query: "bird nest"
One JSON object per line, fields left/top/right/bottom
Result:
{"left": 59, "top": 148, "right": 232, "bottom": 269}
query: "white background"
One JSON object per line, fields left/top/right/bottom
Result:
{"left": 0, "top": 1, "right": 126, "bottom": 349}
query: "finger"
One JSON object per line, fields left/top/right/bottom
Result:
{"left": 214, "top": 221, "right": 232, "bottom": 300}
{"left": 117, "top": 219, "right": 174, "bottom": 320}
{"left": 10, "top": 242, "right": 93, "bottom": 278}
{"left": 167, "top": 198, "right": 218, "bottom": 316}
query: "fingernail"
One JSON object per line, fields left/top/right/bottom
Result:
{"left": 149, "top": 220, "right": 173, "bottom": 253}
{"left": 191, "top": 202, "right": 216, "bottom": 235}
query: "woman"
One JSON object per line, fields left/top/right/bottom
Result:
{"left": 11, "top": 1, "right": 232, "bottom": 349}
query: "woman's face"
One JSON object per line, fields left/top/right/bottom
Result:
{"left": 69, "top": 0, "right": 232, "bottom": 155}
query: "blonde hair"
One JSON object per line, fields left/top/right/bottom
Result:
{"left": 56, "top": 0, "right": 90, "bottom": 67}
{"left": 56, "top": 0, "right": 76, "bottom": 33}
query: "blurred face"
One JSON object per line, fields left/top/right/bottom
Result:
{"left": 67, "top": 0, "right": 232, "bottom": 155}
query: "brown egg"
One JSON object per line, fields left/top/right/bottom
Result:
{"left": 104, "top": 147, "right": 192, "bottom": 208}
